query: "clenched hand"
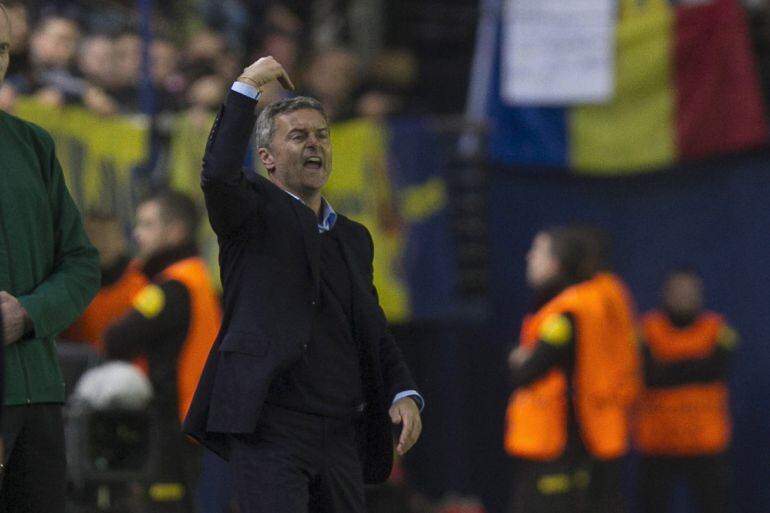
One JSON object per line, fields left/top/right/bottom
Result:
{"left": 0, "top": 291, "right": 30, "bottom": 345}
{"left": 237, "top": 56, "right": 295, "bottom": 92}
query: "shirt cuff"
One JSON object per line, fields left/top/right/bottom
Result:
{"left": 393, "top": 390, "right": 424, "bottom": 411}
{"left": 231, "top": 81, "right": 261, "bottom": 100}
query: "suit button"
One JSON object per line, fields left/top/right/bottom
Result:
{"left": 303, "top": 344, "right": 308, "bottom": 350}
{"left": 311, "top": 300, "right": 317, "bottom": 306}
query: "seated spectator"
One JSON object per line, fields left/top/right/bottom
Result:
{"left": 151, "top": 37, "right": 186, "bottom": 114}
{"left": 7, "top": 14, "right": 116, "bottom": 114}
{"left": 109, "top": 30, "right": 141, "bottom": 111}
{"left": 357, "top": 48, "right": 420, "bottom": 118}
{"left": 299, "top": 46, "right": 361, "bottom": 121}
{"left": 77, "top": 34, "right": 116, "bottom": 90}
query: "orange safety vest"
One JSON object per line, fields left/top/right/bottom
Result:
{"left": 62, "top": 260, "right": 148, "bottom": 352}
{"left": 504, "top": 276, "right": 639, "bottom": 461}
{"left": 159, "top": 257, "right": 222, "bottom": 422}
{"left": 575, "top": 273, "right": 641, "bottom": 458}
{"left": 634, "top": 311, "right": 731, "bottom": 456}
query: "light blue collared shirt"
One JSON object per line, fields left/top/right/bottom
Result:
{"left": 231, "top": 81, "right": 261, "bottom": 100}
{"left": 281, "top": 189, "right": 337, "bottom": 234}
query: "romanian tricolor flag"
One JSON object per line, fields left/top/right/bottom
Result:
{"left": 486, "top": 0, "right": 767, "bottom": 174}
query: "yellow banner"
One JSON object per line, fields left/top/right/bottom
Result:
{"left": 13, "top": 98, "right": 417, "bottom": 319}
{"left": 570, "top": 0, "right": 676, "bottom": 174}
{"left": 13, "top": 98, "right": 149, "bottom": 222}
{"left": 325, "top": 118, "right": 411, "bottom": 322}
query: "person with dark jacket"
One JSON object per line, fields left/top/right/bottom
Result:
{"left": 183, "top": 56, "right": 423, "bottom": 513}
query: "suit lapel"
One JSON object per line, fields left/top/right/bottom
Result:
{"left": 328, "top": 222, "right": 379, "bottom": 329}
{"left": 290, "top": 199, "right": 321, "bottom": 297}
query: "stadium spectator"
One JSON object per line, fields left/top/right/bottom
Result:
{"left": 634, "top": 267, "right": 737, "bottom": 513}
{"left": 356, "top": 48, "right": 419, "bottom": 118}
{"left": 300, "top": 45, "right": 361, "bottom": 121}
{"left": 109, "top": 30, "right": 141, "bottom": 111}
{"left": 181, "top": 28, "right": 229, "bottom": 83}
{"left": 104, "top": 190, "right": 222, "bottom": 513}
{"left": 248, "top": 26, "right": 302, "bottom": 106}
{"left": 7, "top": 13, "right": 117, "bottom": 114}
{"left": 77, "top": 34, "right": 116, "bottom": 89}
{"left": 0, "top": 4, "right": 100, "bottom": 511}
{"left": 151, "top": 37, "right": 186, "bottom": 113}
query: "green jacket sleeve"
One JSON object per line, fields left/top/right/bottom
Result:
{"left": 17, "top": 131, "right": 100, "bottom": 339}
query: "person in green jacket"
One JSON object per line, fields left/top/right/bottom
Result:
{"left": 0, "top": 5, "right": 100, "bottom": 512}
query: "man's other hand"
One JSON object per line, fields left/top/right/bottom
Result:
{"left": 389, "top": 396, "right": 422, "bottom": 456}
{"left": 0, "top": 291, "right": 30, "bottom": 345}
{"left": 237, "top": 56, "right": 295, "bottom": 92}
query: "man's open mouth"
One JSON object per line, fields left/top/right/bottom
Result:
{"left": 304, "top": 157, "right": 323, "bottom": 170}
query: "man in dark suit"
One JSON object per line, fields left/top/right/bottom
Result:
{"left": 183, "top": 57, "right": 423, "bottom": 513}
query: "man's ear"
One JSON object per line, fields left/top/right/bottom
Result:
{"left": 258, "top": 147, "right": 274, "bottom": 173}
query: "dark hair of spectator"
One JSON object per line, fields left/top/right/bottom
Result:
{"left": 542, "top": 225, "right": 595, "bottom": 286}
{"left": 145, "top": 189, "right": 199, "bottom": 242}
{"left": 573, "top": 224, "right": 612, "bottom": 274}
{"left": 255, "top": 95, "right": 327, "bottom": 149}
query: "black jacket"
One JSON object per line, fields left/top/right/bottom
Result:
{"left": 182, "top": 91, "right": 417, "bottom": 484}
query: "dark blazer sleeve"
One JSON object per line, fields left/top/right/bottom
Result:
{"left": 360, "top": 227, "right": 417, "bottom": 400}
{"left": 201, "top": 90, "right": 262, "bottom": 238}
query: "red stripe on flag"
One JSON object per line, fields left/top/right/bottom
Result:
{"left": 675, "top": 0, "right": 767, "bottom": 160}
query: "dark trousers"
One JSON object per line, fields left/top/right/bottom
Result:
{"left": 197, "top": 448, "right": 236, "bottom": 513}
{"left": 588, "top": 458, "right": 628, "bottom": 513}
{"left": 638, "top": 454, "right": 729, "bottom": 513}
{"left": 228, "top": 404, "right": 366, "bottom": 513}
{"left": 509, "top": 452, "right": 592, "bottom": 513}
{"left": 0, "top": 404, "right": 66, "bottom": 513}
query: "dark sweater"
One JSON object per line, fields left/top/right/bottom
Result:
{"left": 266, "top": 229, "right": 364, "bottom": 418}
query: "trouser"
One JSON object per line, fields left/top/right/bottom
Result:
{"left": 587, "top": 458, "right": 628, "bottom": 513}
{"left": 638, "top": 453, "right": 729, "bottom": 513}
{"left": 509, "top": 451, "right": 592, "bottom": 513}
{"left": 147, "top": 416, "right": 198, "bottom": 513}
{"left": 228, "top": 404, "right": 366, "bottom": 513}
{"left": 197, "top": 448, "right": 236, "bottom": 513}
{"left": 0, "top": 404, "right": 66, "bottom": 513}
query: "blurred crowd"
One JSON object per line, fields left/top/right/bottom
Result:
{"left": 0, "top": 0, "right": 421, "bottom": 122}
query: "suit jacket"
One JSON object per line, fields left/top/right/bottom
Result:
{"left": 182, "top": 90, "right": 417, "bottom": 484}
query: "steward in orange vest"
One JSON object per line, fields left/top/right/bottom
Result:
{"left": 62, "top": 212, "right": 149, "bottom": 352}
{"left": 105, "top": 191, "right": 222, "bottom": 513}
{"left": 62, "top": 258, "right": 147, "bottom": 351}
{"left": 634, "top": 268, "right": 737, "bottom": 513}
{"left": 505, "top": 227, "right": 638, "bottom": 513}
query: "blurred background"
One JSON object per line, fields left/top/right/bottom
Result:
{"left": 3, "top": 0, "right": 770, "bottom": 512}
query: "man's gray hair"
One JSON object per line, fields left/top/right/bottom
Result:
{"left": 255, "top": 96, "right": 327, "bottom": 149}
